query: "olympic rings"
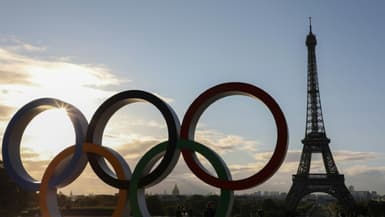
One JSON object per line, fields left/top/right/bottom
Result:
{"left": 1, "top": 82, "right": 288, "bottom": 217}
{"left": 181, "top": 82, "right": 288, "bottom": 190}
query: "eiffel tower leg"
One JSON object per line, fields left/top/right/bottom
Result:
{"left": 333, "top": 184, "right": 356, "bottom": 217}
{"left": 298, "top": 146, "right": 312, "bottom": 174}
{"left": 322, "top": 145, "right": 339, "bottom": 174}
{"left": 286, "top": 182, "right": 306, "bottom": 217}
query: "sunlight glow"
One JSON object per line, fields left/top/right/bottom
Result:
{"left": 21, "top": 108, "right": 75, "bottom": 161}
{"left": 25, "top": 60, "right": 119, "bottom": 88}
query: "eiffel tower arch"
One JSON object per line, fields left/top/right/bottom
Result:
{"left": 286, "top": 19, "right": 356, "bottom": 216}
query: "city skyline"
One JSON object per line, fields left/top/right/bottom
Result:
{"left": 0, "top": 1, "right": 385, "bottom": 196}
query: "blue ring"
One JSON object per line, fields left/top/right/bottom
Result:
{"left": 1, "top": 98, "right": 88, "bottom": 191}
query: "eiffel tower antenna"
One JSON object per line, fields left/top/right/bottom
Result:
{"left": 285, "top": 20, "right": 356, "bottom": 217}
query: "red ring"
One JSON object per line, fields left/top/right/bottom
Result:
{"left": 181, "top": 82, "right": 288, "bottom": 190}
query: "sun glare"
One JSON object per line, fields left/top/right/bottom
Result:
{"left": 21, "top": 108, "right": 75, "bottom": 161}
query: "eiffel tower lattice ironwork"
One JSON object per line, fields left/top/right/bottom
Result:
{"left": 286, "top": 19, "right": 356, "bottom": 215}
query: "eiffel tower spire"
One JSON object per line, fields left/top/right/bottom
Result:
{"left": 285, "top": 20, "right": 356, "bottom": 216}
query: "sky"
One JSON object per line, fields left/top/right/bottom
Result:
{"left": 0, "top": 1, "right": 385, "bottom": 197}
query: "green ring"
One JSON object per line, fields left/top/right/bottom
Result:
{"left": 129, "top": 139, "right": 234, "bottom": 217}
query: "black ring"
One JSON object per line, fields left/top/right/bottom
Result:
{"left": 86, "top": 90, "right": 180, "bottom": 188}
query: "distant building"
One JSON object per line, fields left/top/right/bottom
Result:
{"left": 371, "top": 191, "right": 380, "bottom": 200}
{"left": 172, "top": 184, "right": 180, "bottom": 196}
{"left": 253, "top": 191, "right": 262, "bottom": 197}
{"left": 280, "top": 192, "right": 288, "bottom": 199}
{"left": 348, "top": 186, "right": 377, "bottom": 202}
{"left": 263, "top": 191, "right": 280, "bottom": 199}
{"left": 348, "top": 185, "right": 355, "bottom": 192}
{"left": 351, "top": 191, "right": 371, "bottom": 202}
{"left": 251, "top": 191, "right": 286, "bottom": 200}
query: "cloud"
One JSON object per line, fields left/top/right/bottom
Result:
{"left": 21, "top": 147, "right": 42, "bottom": 159}
{"left": 195, "top": 129, "right": 258, "bottom": 154}
{"left": 0, "top": 104, "right": 15, "bottom": 120}
{"left": 255, "top": 150, "right": 377, "bottom": 164}
{"left": 15, "top": 43, "right": 46, "bottom": 52}
{"left": 19, "top": 158, "right": 51, "bottom": 180}
{"left": 340, "top": 165, "right": 385, "bottom": 193}
{"left": 334, "top": 151, "right": 377, "bottom": 162}
{"left": 104, "top": 124, "right": 260, "bottom": 161}
{"left": 116, "top": 138, "right": 162, "bottom": 161}
{"left": 123, "top": 119, "right": 167, "bottom": 129}
{"left": 0, "top": 70, "right": 32, "bottom": 85}
{"left": 0, "top": 35, "right": 46, "bottom": 52}
{"left": 153, "top": 93, "right": 175, "bottom": 103}
{"left": 10, "top": 42, "right": 46, "bottom": 52}
{"left": 0, "top": 39, "right": 127, "bottom": 121}
{"left": 344, "top": 165, "right": 385, "bottom": 177}
{"left": 0, "top": 44, "right": 121, "bottom": 88}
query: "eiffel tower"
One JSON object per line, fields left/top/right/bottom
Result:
{"left": 286, "top": 19, "right": 356, "bottom": 216}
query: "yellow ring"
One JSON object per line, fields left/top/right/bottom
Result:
{"left": 40, "top": 143, "right": 129, "bottom": 217}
